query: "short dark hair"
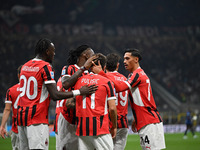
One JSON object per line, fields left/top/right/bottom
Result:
{"left": 106, "top": 53, "right": 120, "bottom": 71}
{"left": 93, "top": 53, "right": 107, "bottom": 69}
{"left": 35, "top": 38, "right": 52, "bottom": 56}
{"left": 67, "top": 45, "right": 90, "bottom": 65}
{"left": 124, "top": 48, "right": 142, "bottom": 61}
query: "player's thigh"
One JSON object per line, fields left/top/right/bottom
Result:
{"left": 27, "top": 124, "right": 49, "bottom": 150}
{"left": 138, "top": 122, "right": 166, "bottom": 150}
{"left": 18, "top": 126, "right": 29, "bottom": 150}
{"left": 113, "top": 128, "right": 128, "bottom": 149}
{"left": 78, "top": 134, "right": 113, "bottom": 150}
{"left": 10, "top": 131, "right": 20, "bottom": 150}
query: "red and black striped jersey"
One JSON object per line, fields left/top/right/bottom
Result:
{"left": 53, "top": 77, "right": 65, "bottom": 133}
{"left": 60, "top": 64, "right": 88, "bottom": 124}
{"left": 17, "top": 58, "right": 56, "bottom": 126}
{"left": 106, "top": 71, "right": 128, "bottom": 129}
{"left": 5, "top": 83, "right": 21, "bottom": 133}
{"left": 74, "top": 73, "right": 116, "bottom": 136}
{"left": 99, "top": 67, "right": 162, "bottom": 131}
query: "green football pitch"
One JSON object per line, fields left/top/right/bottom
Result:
{"left": 0, "top": 132, "right": 199, "bottom": 150}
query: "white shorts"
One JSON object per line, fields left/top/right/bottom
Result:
{"left": 138, "top": 122, "right": 166, "bottom": 150}
{"left": 78, "top": 134, "right": 113, "bottom": 150}
{"left": 11, "top": 131, "right": 20, "bottom": 150}
{"left": 57, "top": 113, "right": 78, "bottom": 150}
{"left": 18, "top": 124, "right": 49, "bottom": 150}
{"left": 55, "top": 133, "right": 60, "bottom": 150}
{"left": 113, "top": 128, "right": 128, "bottom": 150}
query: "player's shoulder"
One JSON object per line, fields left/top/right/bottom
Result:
{"left": 8, "top": 83, "right": 20, "bottom": 94}
{"left": 106, "top": 71, "right": 127, "bottom": 81}
{"left": 23, "top": 58, "right": 52, "bottom": 69}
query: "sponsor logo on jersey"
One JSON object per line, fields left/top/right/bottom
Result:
{"left": 50, "top": 71, "right": 54, "bottom": 79}
{"left": 62, "top": 69, "right": 66, "bottom": 75}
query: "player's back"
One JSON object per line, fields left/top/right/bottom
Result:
{"left": 6, "top": 83, "right": 21, "bottom": 133}
{"left": 17, "top": 58, "right": 55, "bottom": 126}
{"left": 74, "top": 73, "right": 116, "bottom": 136}
{"left": 106, "top": 71, "right": 129, "bottom": 128}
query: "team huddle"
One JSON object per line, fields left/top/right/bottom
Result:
{"left": 0, "top": 38, "right": 166, "bottom": 150}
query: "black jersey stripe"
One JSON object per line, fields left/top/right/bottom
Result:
{"left": 130, "top": 73, "right": 139, "bottom": 87}
{"left": 86, "top": 117, "right": 89, "bottom": 136}
{"left": 154, "top": 110, "right": 162, "bottom": 122}
{"left": 31, "top": 105, "right": 36, "bottom": 119}
{"left": 43, "top": 65, "right": 51, "bottom": 80}
{"left": 25, "top": 107, "right": 29, "bottom": 126}
{"left": 108, "top": 81, "right": 114, "bottom": 97}
{"left": 100, "top": 115, "right": 104, "bottom": 128}
{"left": 80, "top": 117, "right": 83, "bottom": 136}
{"left": 120, "top": 115, "right": 125, "bottom": 128}
{"left": 93, "top": 117, "right": 97, "bottom": 136}
{"left": 20, "top": 107, "right": 23, "bottom": 126}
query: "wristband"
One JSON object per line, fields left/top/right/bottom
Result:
{"left": 72, "top": 90, "right": 81, "bottom": 97}
{"left": 80, "top": 66, "right": 87, "bottom": 71}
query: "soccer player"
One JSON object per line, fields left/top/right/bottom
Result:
{"left": 57, "top": 45, "right": 95, "bottom": 150}
{"left": 53, "top": 77, "right": 65, "bottom": 150}
{"left": 74, "top": 53, "right": 117, "bottom": 150}
{"left": 106, "top": 53, "right": 129, "bottom": 150}
{"left": 0, "top": 65, "right": 22, "bottom": 150}
{"left": 183, "top": 110, "right": 197, "bottom": 139}
{"left": 92, "top": 49, "right": 166, "bottom": 150}
{"left": 17, "top": 38, "right": 97, "bottom": 150}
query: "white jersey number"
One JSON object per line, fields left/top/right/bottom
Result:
{"left": 20, "top": 75, "right": 38, "bottom": 100}
{"left": 115, "top": 91, "right": 128, "bottom": 106}
{"left": 82, "top": 93, "right": 95, "bottom": 109}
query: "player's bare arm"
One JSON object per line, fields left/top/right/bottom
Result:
{"left": 108, "top": 99, "right": 117, "bottom": 138}
{"left": 62, "top": 55, "right": 98, "bottom": 90}
{"left": 46, "top": 83, "right": 98, "bottom": 101}
{"left": 65, "top": 98, "right": 76, "bottom": 109}
{"left": 131, "top": 120, "right": 137, "bottom": 133}
{"left": 0, "top": 103, "right": 12, "bottom": 139}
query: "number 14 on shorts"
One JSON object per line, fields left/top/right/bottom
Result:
{"left": 140, "top": 135, "right": 150, "bottom": 148}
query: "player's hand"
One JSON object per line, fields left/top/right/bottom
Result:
{"left": 65, "top": 98, "right": 76, "bottom": 108}
{"left": 131, "top": 120, "right": 137, "bottom": 133}
{"left": 91, "top": 60, "right": 102, "bottom": 74}
{"left": 110, "top": 127, "right": 117, "bottom": 138}
{"left": 0, "top": 126, "right": 8, "bottom": 139}
{"left": 79, "top": 84, "right": 98, "bottom": 95}
{"left": 83, "top": 55, "right": 98, "bottom": 70}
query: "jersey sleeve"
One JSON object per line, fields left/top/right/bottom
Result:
{"left": 5, "top": 88, "right": 12, "bottom": 104}
{"left": 61, "top": 65, "right": 76, "bottom": 78}
{"left": 99, "top": 70, "right": 129, "bottom": 92}
{"left": 43, "top": 64, "right": 56, "bottom": 84}
{"left": 126, "top": 72, "right": 141, "bottom": 88}
{"left": 106, "top": 81, "right": 117, "bottom": 101}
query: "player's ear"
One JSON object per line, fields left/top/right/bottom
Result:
{"left": 103, "top": 66, "right": 106, "bottom": 71}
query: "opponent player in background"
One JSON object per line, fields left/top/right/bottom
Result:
{"left": 74, "top": 53, "right": 117, "bottom": 150}
{"left": 106, "top": 53, "right": 129, "bottom": 150}
{"left": 0, "top": 65, "right": 22, "bottom": 150}
{"left": 17, "top": 38, "right": 97, "bottom": 150}
{"left": 57, "top": 45, "right": 95, "bottom": 150}
{"left": 92, "top": 49, "right": 166, "bottom": 150}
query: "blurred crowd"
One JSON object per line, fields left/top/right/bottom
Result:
{"left": 0, "top": 33, "right": 200, "bottom": 113}
{"left": 1, "top": 0, "right": 200, "bottom": 119}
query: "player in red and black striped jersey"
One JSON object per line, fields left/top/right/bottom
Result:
{"left": 17, "top": 39, "right": 97, "bottom": 150}
{"left": 57, "top": 45, "right": 95, "bottom": 150}
{"left": 53, "top": 77, "right": 65, "bottom": 150}
{"left": 92, "top": 49, "right": 166, "bottom": 150}
{"left": 0, "top": 65, "right": 22, "bottom": 150}
{"left": 74, "top": 53, "right": 117, "bottom": 150}
{"left": 106, "top": 53, "right": 129, "bottom": 150}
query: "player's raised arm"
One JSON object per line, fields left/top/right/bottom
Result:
{"left": 46, "top": 83, "right": 98, "bottom": 101}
